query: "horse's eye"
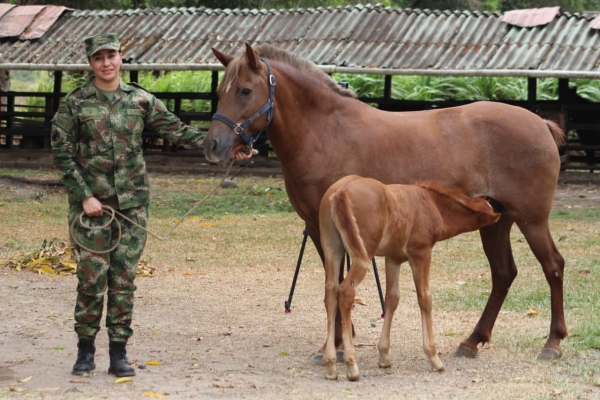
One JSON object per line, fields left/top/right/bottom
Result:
{"left": 241, "top": 88, "right": 252, "bottom": 96}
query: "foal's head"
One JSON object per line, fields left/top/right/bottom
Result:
{"left": 415, "top": 181, "right": 501, "bottom": 227}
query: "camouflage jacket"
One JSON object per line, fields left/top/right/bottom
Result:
{"left": 51, "top": 77, "right": 205, "bottom": 210}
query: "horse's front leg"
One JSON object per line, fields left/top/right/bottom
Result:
{"left": 409, "top": 250, "right": 444, "bottom": 371}
{"left": 339, "top": 259, "right": 369, "bottom": 381}
{"left": 378, "top": 257, "right": 402, "bottom": 368}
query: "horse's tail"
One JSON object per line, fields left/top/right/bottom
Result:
{"left": 331, "top": 189, "right": 369, "bottom": 262}
{"left": 544, "top": 120, "right": 566, "bottom": 147}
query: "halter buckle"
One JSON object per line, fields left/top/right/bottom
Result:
{"left": 233, "top": 123, "right": 244, "bottom": 135}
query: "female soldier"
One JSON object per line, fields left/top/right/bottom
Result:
{"left": 51, "top": 33, "right": 250, "bottom": 377}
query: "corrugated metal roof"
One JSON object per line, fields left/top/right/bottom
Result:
{"left": 2, "top": 4, "right": 600, "bottom": 78}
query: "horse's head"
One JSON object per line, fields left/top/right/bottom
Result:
{"left": 204, "top": 43, "right": 275, "bottom": 163}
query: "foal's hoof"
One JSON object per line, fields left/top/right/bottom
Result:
{"left": 537, "top": 347, "right": 562, "bottom": 360}
{"left": 311, "top": 350, "right": 344, "bottom": 366}
{"left": 455, "top": 344, "right": 478, "bottom": 358}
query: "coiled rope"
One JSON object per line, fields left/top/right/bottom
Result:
{"left": 70, "top": 160, "right": 235, "bottom": 254}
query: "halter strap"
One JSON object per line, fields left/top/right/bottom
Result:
{"left": 212, "top": 57, "right": 276, "bottom": 147}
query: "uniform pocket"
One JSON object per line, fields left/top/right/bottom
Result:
{"left": 79, "top": 114, "right": 111, "bottom": 156}
{"left": 126, "top": 108, "right": 146, "bottom": 152}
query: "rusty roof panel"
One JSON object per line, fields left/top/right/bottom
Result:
{"left": 0, "top": 5, "right": 45, "bottom": 38}
{"left": 502, "top": 6, "right": 560, "bottom": 28}
{"left": 0, "top": 4, "right": 15, "bottom": 19}
{"left": 19, "top": 6, "right": 71, "bottom": 40}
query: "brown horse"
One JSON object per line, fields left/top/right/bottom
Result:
{"left": 204, "top": 43, "right": 567, "bottom": 361}
{"left": 319, "top": 176, "right": 501, "bottom": 380}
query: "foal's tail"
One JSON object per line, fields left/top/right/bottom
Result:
{"left": 331, "top": 190, "right": 369, "bottom": 262}
{"left": 544, "top": 120, "right": 566, "bottom": 147}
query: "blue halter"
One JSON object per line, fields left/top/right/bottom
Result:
{"left": 212, "top": 57, "right": 276, "bottom": 149}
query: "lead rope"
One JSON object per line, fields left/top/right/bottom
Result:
{"left": 70, "top": 160, "right": 235, "bottom": 254}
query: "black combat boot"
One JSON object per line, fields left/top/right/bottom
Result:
{"left": 72, "top": 338, "right": 96, "bottom": 375}
{"left": 108, "top": 341, "right": 136, "bottom": 377}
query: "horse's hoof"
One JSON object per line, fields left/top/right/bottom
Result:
{"left": 311, "top": 350, "right": 344, "bottom": 366}
{"left": 346, "top": 364, "right": 360, "bottom": 382}
{"left": 455, "top": 344, "right": 478, "bottom": 358}
{"left": 538, "top": 347, "right": 562, "bottom": 360}
{"left": 325, "top": 364, "right": 337, "bottom": 381}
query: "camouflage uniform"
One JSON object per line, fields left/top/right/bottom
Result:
{"left": 52, "top": 75, "right": 205, "bottom": 342}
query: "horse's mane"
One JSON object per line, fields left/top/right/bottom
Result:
{"left": 223, "top": 43, "right": 356, "bottom": 99}
{"left": 413, "top": 180, "right": 494, "bottom": 214}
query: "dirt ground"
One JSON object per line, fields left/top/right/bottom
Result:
{"left": 1, "top": 169, "right": 599, "bottom": 400}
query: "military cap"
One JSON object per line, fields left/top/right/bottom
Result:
{"left": 84, "top": 33, "right": 120, "bottom": 57}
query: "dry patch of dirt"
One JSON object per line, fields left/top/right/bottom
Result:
{"left": 0, "top": 170, "right": 599, "bottom": 399}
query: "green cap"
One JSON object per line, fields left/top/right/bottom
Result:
{"left": 84, "top": 33, "right": 120, "bottom": 57}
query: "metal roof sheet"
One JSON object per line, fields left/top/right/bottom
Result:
{"left": 2, "top": 4, "right": 600, "bottom": 78}
{"left": 502, "top": 6, "right": 560, "bottom": 28}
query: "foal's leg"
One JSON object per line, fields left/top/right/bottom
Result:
{"left": 323, "top": 247, "right": 345, "bottom": 379}
{"left": 517, "top": 220, "right": 567, "bottom": 360}
{"left": 378, "top": 257, "right": 402, "bottom": 368}
{"left": 457, "top": 216, "right": 517, "bottom": 358}
{"left": 409, "top": 250, "right": 444, "bottom": 371}
{"left": 339, "top": 258, "right": 369, "bottom": 381}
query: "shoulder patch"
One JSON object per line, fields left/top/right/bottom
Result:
{"left": 63, "top": 86, "right": 82, "bottom": 101}
{"left": 128, "top": 82, "right": 150, "bottom": 92}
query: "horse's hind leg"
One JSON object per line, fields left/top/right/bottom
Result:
{"left": 339, "top": 259, "right": 369, "bottom": 381}
{"left": 457, "top": 215, "right": 517, "bottom": 358}
{"left": 517, "top": 220, "right": 567, "bottom": 360}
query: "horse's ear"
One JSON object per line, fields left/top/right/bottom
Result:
{"left": 245, "top": 42, "right": 260, "bottom": 70}
{"left": 212, "top": 48, "right": 234, "bottom": 67}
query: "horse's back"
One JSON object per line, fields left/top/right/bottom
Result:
{"left": 353, "top": 101, "right": 562, "bottom": 219}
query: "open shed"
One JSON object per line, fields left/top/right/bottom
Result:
{"left": 1, "top": 3, "right": 600, "bottom": 169}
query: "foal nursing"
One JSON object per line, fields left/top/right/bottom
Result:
{"left": 319, "top": 175, "right": 501, "bottom": 381}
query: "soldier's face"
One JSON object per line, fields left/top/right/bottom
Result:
{"left": 89, "top": 49, "right": 122, "bottom": 85}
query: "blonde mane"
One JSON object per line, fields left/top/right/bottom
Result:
{"left": 221, "top": 43, "right": 356, "bottom": 99}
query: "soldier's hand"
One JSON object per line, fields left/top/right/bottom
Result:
{"left": 82, "top": 197, "right": 104, "bottom": 217}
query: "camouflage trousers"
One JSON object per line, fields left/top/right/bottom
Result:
{"left": 68, "top": 205, "right": 148, "bottom": 342}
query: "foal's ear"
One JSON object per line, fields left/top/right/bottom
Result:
{"left": 212, "top": 48, "right": 234, "bottom": 67}
{"left": 245, "top": 42, "right": 261, "bottom": 70}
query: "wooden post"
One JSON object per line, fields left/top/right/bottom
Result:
{"left": 211, "top": 70, "right": 219, "bottom": 114}
{"left": 130, "top": 70, "right": 138, "bottom": 83}
{"left": 384, "top": 75, "right": 392, "bottom": 99}
{"left": 527, "top": 77, "right": 536, "bottom": 106}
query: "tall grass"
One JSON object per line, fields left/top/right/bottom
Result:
{"left": 13, "top": 70, "right": 599, "bottom": 109}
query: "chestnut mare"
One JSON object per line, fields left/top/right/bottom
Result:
{"left": 204, "top": 43, "right": 567, "bottom": 361}
{"left": 319, "top": 176, "right": 501, "bottom": 380}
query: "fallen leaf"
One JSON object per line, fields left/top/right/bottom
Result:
{"left": 142, "top": 391, "right": 167, "bottom": 398}
{"left": 527, "top": 308, "right": 540, "bottom": 317}
{"left": 115, "top": 377, "right": 133, "bottom": 384}
{"left": 279, "top": 351, "right": 289, "bottom": 356}
{"left": 145, "top": 360, "right": 161, "bottom": 366}
{"left": 36, "top": 387, "right": 60, "bottom": 392}
{"left": 212, "top": 383, "right": 234, "bottom": 389}
{"left": 9, "top": 387, "right": 27, "bottom": 392}
{"left": 17, "top": 375, "right": 32, "bottom": 383}
{"left": 579, "top": 269, "right": 590, "bottom": 274}
{"left": 69, "top": 380, "right": 90, "bottom": 384}
{"left": 200, "top": 222, "right": 217, "bottom": 227}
